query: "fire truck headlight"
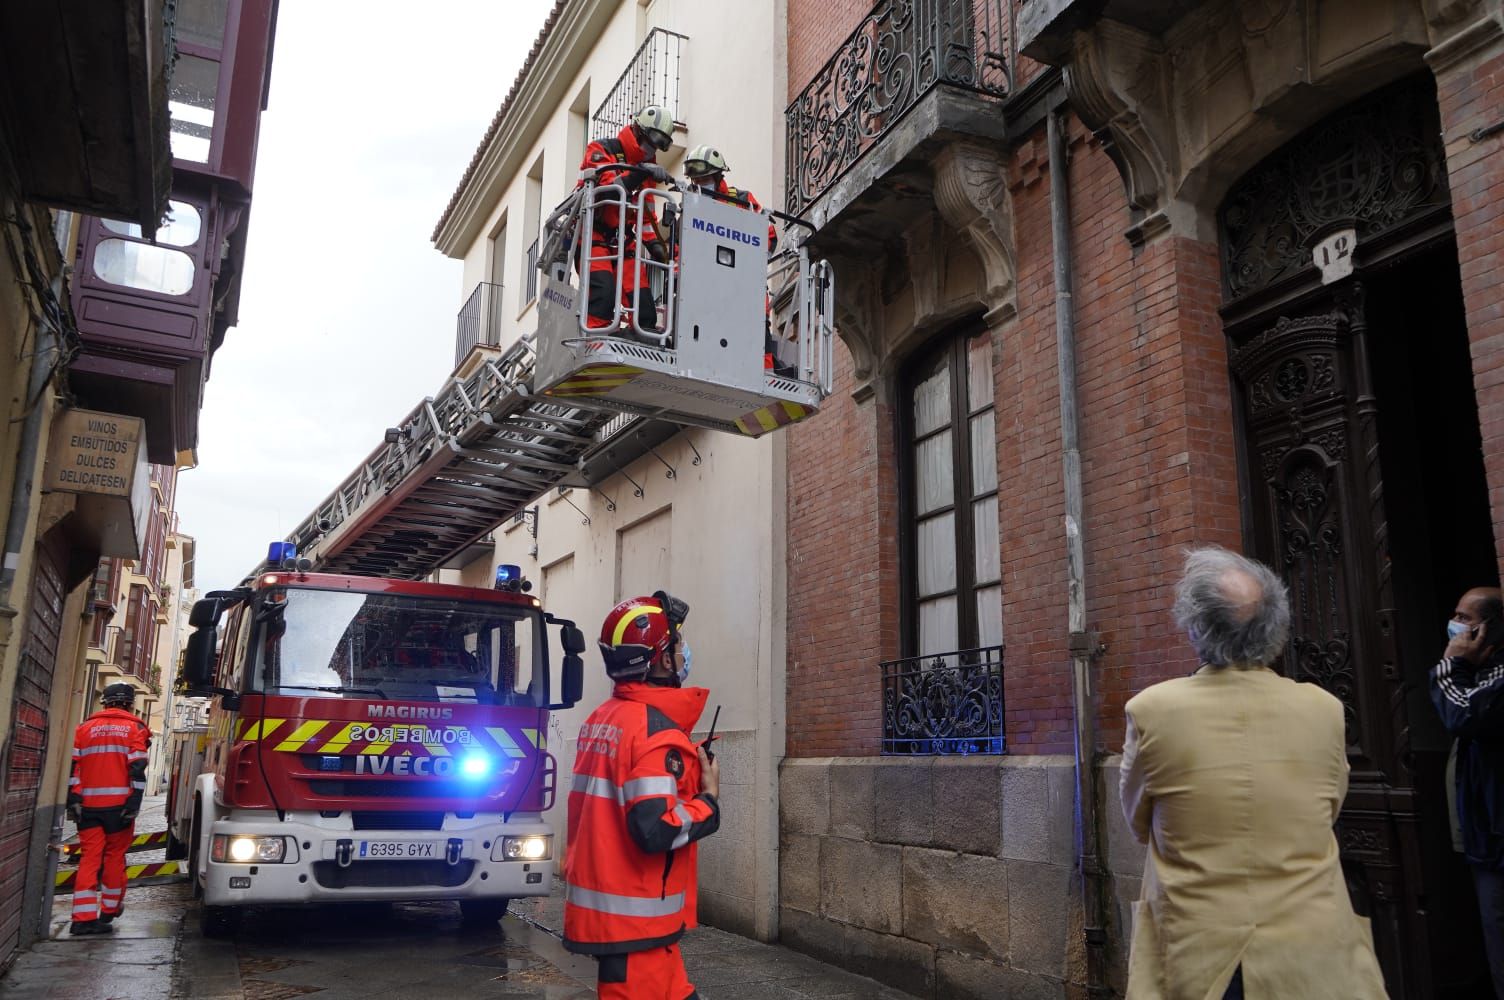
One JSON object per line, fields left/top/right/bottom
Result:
{"left": 214, "top": 834, "right": 288, "bottom": 864}
{"left": 497, "top": 835, "right": 551, "bottom": 861}
{"left": 460, "top": 752, "right": 492, "bottom": 779}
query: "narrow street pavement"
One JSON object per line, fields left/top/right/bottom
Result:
{"left": 0, "top": 796, "right": 913, "bottom": 999}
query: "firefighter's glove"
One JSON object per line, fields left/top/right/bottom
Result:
{"left": 697, "top": 745, "right": 721, "bottom": 800}
{"left": 642, "top": 163, "right": 670, "bottom": 184}
{"left": 119, "top": 808, "right": 137, "bottom": 823}
{"left": 646, "top": 239, "right": 669, "bottom": 264}
{"left": 66, "top": 804, "right": 82, "bottom": 825}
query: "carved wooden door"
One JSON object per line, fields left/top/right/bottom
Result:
{"left": 1229, "top": 291, "right": 1432, "bottom": 998}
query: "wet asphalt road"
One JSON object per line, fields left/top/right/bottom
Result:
{"left": 1, "top": 798, "right": 914, "bottom": 999}
{"left": 3, "top": 885, "right": 915, "bottom": 999}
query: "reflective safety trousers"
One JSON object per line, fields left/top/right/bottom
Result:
{"left": 69, "top": 708, "right": 150, "bottom": 811}
{"left": 563, "top": 683, "right": 716, "bottom": 955}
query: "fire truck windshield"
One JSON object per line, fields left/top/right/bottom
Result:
{"left": 248, "top": 587, "right": 544, "bottom": 706}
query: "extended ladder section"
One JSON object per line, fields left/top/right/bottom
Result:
{"left": 285, "top": 173, "right": 834, "bottom": 580}
{"left": 287, "top": 339, "right": 617, "bottom": 578}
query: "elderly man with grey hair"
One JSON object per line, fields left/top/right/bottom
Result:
{"left": 1121, "top": 546, "right": 1386, "bottom": 1000}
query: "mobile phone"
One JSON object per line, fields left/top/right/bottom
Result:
{"left": 701, "top": 705, "right": 720, "bottom": 762}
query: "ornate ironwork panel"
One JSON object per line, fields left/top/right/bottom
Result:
{"left": 1219, "top": 76, "right": 1449, "bottom": 300}
{"left": 881, "top": 644, "right": 1004, "bottom": 754}
{"left": 784, "top": 0, "right": 1011, "bottom": 216}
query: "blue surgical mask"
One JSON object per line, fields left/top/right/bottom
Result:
{"left": 1448, "top": 619, "right": 1472, "bottom": 642}
{"left": 677, "top": 640, "right": 692, "bottom": 685}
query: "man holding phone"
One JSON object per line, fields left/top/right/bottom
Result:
{"left": 1431, "top": 586, "right": 1504, "bottom": 996}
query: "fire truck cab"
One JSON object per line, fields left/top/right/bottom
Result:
{"left": 174, "top": 555, "right": 584, "bottom": 935}
{"left": 532, "top": 170, "right": 834, "bottom": 437}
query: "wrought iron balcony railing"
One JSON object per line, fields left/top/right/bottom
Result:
{"left": 591, "top": 28, "right": 687, "bottom": 139}
{"left": 454, "top": 281, "right": 506, "bottom": 367}
{"left": 881, "top": 644, "right": 1005, "bottom": 754}
{"left": 525, "top": 237, "right": 540, "bottom": 306}
{"left": 785, "top": 0, "right": 1011, "bottom": 216}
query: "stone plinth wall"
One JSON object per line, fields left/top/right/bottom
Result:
{"left": 696, "top": 728, "right": 762, "bottom": 938}
{"left": 779, "top": 756, "right": 1145, "bottom": 999}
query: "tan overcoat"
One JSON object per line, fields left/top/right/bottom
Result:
{"left": 1121, "top": 666, "right": 1388, "bottom": 999}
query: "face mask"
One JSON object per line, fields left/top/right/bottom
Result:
{"left": 1448, "top": 619, "right": 1473, "bottom": 642}
{"left": 677, "top": 640, "right": 692, "bottom": 685}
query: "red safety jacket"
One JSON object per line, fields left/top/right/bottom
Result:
{"left": 579, "top": 125, "right": 661, "bottom": 246}
{"left": 68, "top": 707, "right": 150, "bottom": 812}
{"left": 563, "top": 682, "right": 718, "bottom": 955}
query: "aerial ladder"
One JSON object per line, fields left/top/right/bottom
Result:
{"left": 284, "top": 166, "right": 834, "bottom": 580}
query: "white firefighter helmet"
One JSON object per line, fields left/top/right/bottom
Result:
{"left": 632, "top": 105, "right": 674, "bottom": 151}
{"left": 684, "top": 144, "right": 729, "bottom": 181}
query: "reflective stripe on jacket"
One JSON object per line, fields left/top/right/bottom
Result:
{"left": 69, "top": 708, "right": 151, "bottom": 811}
{"left": 1431, "top": 654, "right": 1504, "bottom": 868}
{"left": 563, "top": 682, "right": 717, "bottom": 955}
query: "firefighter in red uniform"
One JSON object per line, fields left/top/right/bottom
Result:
{"left": 563, "top": 590, "right": 719, "bottom": 999}
{"left": 578, "top": 105, "right": 674, "bottom": 332}
{"left": 67, "top": 683, "right": 150, "bottom": 935}
{"left": 682, "top": 145, "right": 795, "bottom": 376}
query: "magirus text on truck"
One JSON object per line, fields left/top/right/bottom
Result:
{"left": 170, "top": 544, "right": 585, "bottom": 935}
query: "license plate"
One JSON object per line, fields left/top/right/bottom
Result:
{"left": 357, "top": 840, "right": 440, "bottom": 860}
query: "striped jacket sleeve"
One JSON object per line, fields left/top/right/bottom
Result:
{"left": 1430, "top": 655, "right": 1504, "bottom": 740}
{"left": 622, "top": 734, "right": 719, "bottom": 854}
{"left": 67, "top": 731, "right": 82, "bottom": 809}
{"left": 125, "top": 721, "right": 151, "bottom": 814}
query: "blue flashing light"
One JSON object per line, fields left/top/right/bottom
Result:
{"left": 460, "top": 752, "right": 492, "bottom": 779}
{"left": 267, "top": 541, "right": 297, "bottom": 565}
{"left": 495, "top": 564, "right": 519, "bottom": 585}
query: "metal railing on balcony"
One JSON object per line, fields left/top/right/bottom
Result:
{"left": 591, "top": 28, "right": 688, "bottom": 138}
{"left": 881, "top": 644, "right": 1005, "bottom": 754}
{"left": 525, "top": 237, "right": 540, "bottom": 306}
{"left": 454, "top": 282, "right": 506, "bottom": 367}
{"left": 785, "top": 0, "right": 1012, "bottom": 216}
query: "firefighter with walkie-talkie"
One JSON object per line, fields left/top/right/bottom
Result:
{"left": 563, "top": 590, "right": 719, "bottom": 999}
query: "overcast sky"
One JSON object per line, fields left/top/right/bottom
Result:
{"left": 177, "top": 0, "right": 556, "bottom": 592}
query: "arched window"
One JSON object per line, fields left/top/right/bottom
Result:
{"left": 901, "top": 324, "right": 1001, "bottom": 656}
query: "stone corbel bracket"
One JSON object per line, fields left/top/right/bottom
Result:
{"left": 831, "top": 260, "right": 881, "bottom": 397}
{"left": 1063, "top": 22, "right": 1178, "bottom": 246}
{"left": 931, "top": 141, "right": 1019, "bottom": 326}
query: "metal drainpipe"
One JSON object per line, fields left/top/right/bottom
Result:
{"left": 0, "top": 275, "right": 62, "bottom": 606}
{"left": 1048, "top": 106, "right": 1110, "bottom": 996}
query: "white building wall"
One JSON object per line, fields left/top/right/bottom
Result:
{"left": 438, "top": 0, "right": 785, "bottom": 940}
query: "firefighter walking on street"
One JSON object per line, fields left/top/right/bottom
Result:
{"left": 578, "top": 105, "right": 674, "bottom": 332}
{"left": 563, "top": 591, "right": 719, "bottom": 999}
{"left": 67, "top": 683, "right": 150, "bottom": 935}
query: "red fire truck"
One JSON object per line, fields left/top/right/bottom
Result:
{"left": 170, "top": 556, "right": 584, "bottom": 935}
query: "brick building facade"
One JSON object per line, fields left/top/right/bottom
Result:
{"left": 778, "top": 0, "right": 1504, "bottom": 996}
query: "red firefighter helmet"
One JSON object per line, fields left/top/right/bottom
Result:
{"left": 598, "top": 591, "right": 689, "bottom": 681}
